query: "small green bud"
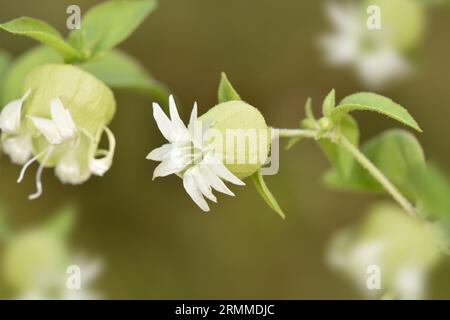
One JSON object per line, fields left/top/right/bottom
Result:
{"left": 318, "top": 117, "right": 332, "bottom": 131}
{"left": 200, "top": 101, "right": 270, "bottom": 179}
{"left": 301, "top": 118, "right": 317, "bottom": 130}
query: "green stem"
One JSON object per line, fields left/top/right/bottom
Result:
{"left": 338, "top": 135, "right": 419, "bottom": 219}
{"left": 275, "top": 128, "right": 421, "bottom": 220}
{"left": 277, "top": 128, "right": 318, "bottom": 139}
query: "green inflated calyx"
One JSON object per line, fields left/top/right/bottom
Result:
{"left": 23, "top": 64, "right": 116, "bottom": 136}
{"left": 2, "top": 229, "right": 68, "bottom": 291}
{"left": 22, "top": 64, "right": 116, "bottom": 166}
{"left": 200, "top": 100, "right": 270, "bottom": 179}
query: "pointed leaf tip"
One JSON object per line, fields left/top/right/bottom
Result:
{"left": 218, "top": 72, "right": 241, "bottom": 103}
{"left": 252, "top": 171, "right": 286, "bottom": 220}
{"left": 333, "top": 92, "right": 422, "bottom": 132}
{"left": 322, "top": 89, "right": 336, "bottom": 117}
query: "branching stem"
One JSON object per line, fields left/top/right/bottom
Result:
{"left": 276, "top": 127, "right": 421, "bottom": 220}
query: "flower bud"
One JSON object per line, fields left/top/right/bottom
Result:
{"left": 200, "top": 101, "right": 270, "bottom": 179}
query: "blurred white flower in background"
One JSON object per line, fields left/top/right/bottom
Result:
{"left": 320, "top": 0, "right": 426, "bottom": 88}
{"left": 327, "top": 202, "right": 443, "bottom": 299}
{"left": 0, "top": 207, "right": 104, "bottom": 300}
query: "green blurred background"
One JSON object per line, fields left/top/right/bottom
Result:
{"left": 0, "top": 0, "right": 449, "bottom": 299}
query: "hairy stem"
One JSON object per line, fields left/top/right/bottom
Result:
{"left": 277, "top": 128, "right": 318, "bottom": 139}
{"left": 336, "top": 135, "right": 420, "bottom": 219}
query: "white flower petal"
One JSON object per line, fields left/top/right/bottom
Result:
{"left": 188, "top": 102, "right": 205, "bottom": 149}
{"left": 55, "top": 149, "right": 90, "bottom": 185}
{"left": 169, "top": 95, "right": 186, "bottom": 129}
{"left": 152, "top": 157, "right": 187, "bottom": 179}
{"left": 50, "top": 98, "right": 77, "bottom": 140}
{"left": 326, "top": 2, "right": 359, "bottom": 33}
{"left": 2, "top": 133, "right": 33, "bottom": 165}
{"left": 89, "top": 127, "right": 116, "bottom": 176}
{"left": 183, "top": 171, "right": 210, "bottom": 212}
{"left": 320, "top": 34, "right": 359, "bottom": 65}
{"left": 204, "top": 153, "right": 245, "bottom": 186}
{"left": 357, "top": 48, "right": 411, "bottom": 88}
{"left": 146, "top": 144, "right": 173, "bottom": 161}
{"left": 28, "top": 116, "right": 63, "bottom": 145}
{"left": 188, "top": 102, "right": 198, "bottom": 131}
{"left": 200, "top": 165, "right": 234, "bottom": 196}
{"left": 153, "top": 102, "right": 175, "bottom": 141}
{"left": 190, "top": 166, "right": 217, "bottom": 203}
{"left": 0, "top": 89, "right": 30, "bottom": 134}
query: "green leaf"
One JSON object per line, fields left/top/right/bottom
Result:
{"left": 218, "top": 72, "right": 241, "bottom": 103}
{"left": 305, "top": 97, "right": 315, "bottom": 120}
{"left": 322, "top": 89, "right": 335, "bottom": 116}
{"left": 1, "top": 46, "right": 62, "bottom": 104}
{"left": 323, "top": 129, "right": 426, "bottom": 200}
{"left": 81, "top": 49, "right": 168, "bottom": 103}
{"left": 285, "top": 136, "right": 303, "bottom": 150}
{"left": 46, "top": 206, "right": 76, "bottom": 238}
{"left": 319, "top": 115, "right": 359, "bottom": 177}
{"left": 332, "top": 92, "right": 422, "bottom": 132}
{"left": 0, "top": 17, "right": 81, "bottom": 62}
{"left": 252, "top": 170, "right": 285, "bottom": 219}
{"left": 68, "top": 0, "right": 158, "bottom": 58}
{"left": 0, "top": 49, "right": 12, "bottom": 103}
{"left": 412, "top": 164, "right": 450, "bottom": 222}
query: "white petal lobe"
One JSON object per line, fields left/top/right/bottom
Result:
{"left": 2, "top": 133, "right": 33, "bottom": 164}
{"left": 28, "top": 116, "right": 63, "bottom": 145}
{"left": 50, "top": 98, "right": 77, "bottom": 140}
{"left": 152, "top": 103, "right": 175, "bottom": 141}
{"left": 146, "top": 144, "right": 173, "bottom": 161}
{"left": 183, "top": 172, "right": 210, "bottom": 212}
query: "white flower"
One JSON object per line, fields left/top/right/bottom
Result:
{"left": 147, "top": 95, "right": 245, "bottom": 212}
{"left": 0, "top": 89, "right": 33, "bottom": 164}
{"left": 0, "top": 93, "right": 116, "bottom": 200}
{"left": 320, "top": 2, "right": 411, "bottom": 88}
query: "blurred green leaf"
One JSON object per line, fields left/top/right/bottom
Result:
{"left": 1, "top": 46, "right": 61, "bottom": 104}
{"left": 0, "top": 49, "right": 12, "bottom": 104}
{"left": 412, "top": 164, "right": 450, "bottom": 222}
{"left": 305, "top": 97, "right": 315, "bottom": 120}
{"left": 218, "top": 72, "right": 241, "bottom": 103}
{"left": 319, "top": 115, "right": 359, "bottom": 178}
{"left": 252, "top": 171, "right": 285, "bottom": 220}
{"left": 323, "top": 129, "right": 425, "bottom": 200}
{"left": 322, "top": 89, "right": 335, "bottom": 117}
{"left": 0, "top": 17, "right": 81, "bottom": 62}
{"left": 81, "top": 49, "right": 168, "bottom": 103}
{"left": 332, "top": 92, "right": 422, "bottom": 132}
{"left": 68, "top": 0, "right": 158, "bottom": 59}
{"left": 45, "top": 205, "right": 76, "bottom": 238}
{"left": 285, "top": 135, "right": 303, "bottom": 150}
